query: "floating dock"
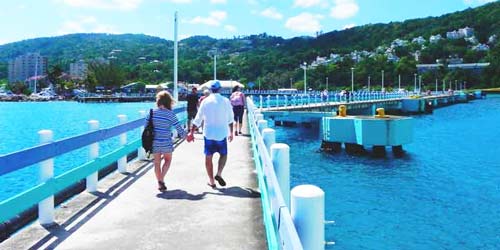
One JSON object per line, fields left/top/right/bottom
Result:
{"left": 321, "top": 107, "right": 413, "bottom": 157}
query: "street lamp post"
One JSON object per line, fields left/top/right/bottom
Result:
{"left": 351, "top": 67, "right": 354, "bottom": 92}
{"left": 326, "top": 77, "right": 329, "bottom": 91}
{"left": 208, "top": 48, "right": 218, "bottom": 80}
{"left": 290, "top": 78, "right": 293, "bottom": 88}
{"left": 368, "top": 76, "right": 371, "bottom": 91}
{"left": 381, "top": 70, "right": 384, "bottom": 90}
{"left": 419, "top": 75, "right": 422, "bottom": 93}
{"left": 414, "top": 73, "right": 417, "bottom": 93}
{"left": 302, "top": 62, "right": 307, "bottom": 94}
{"left": 398, "top": 74, "right": 401, "bottom": 90}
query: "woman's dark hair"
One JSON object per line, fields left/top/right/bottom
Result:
{"left": 156, "top": 90, "right": 174, "bottom": 110}
{"left": 232, "top": 86, "right": 240, "bottom": 93}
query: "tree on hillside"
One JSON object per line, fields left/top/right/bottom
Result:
{"left": 88, "top": 62, "right": 125, "bottom": 91}
{"left": 48, "top": 64, "right": 63, "bottom": 92}
{"left": 482, "top": 41, "right": 500, "bottom": 87}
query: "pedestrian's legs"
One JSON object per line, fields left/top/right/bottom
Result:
{"left": 154, "top": 153, "right": 162, "bottom": 182}
{"left": 216, "top": 154, "right": 227, "bottom": 177}
{"left": 205, "top": 154, "right": 215, "bottom": 186}
{"left": 161, "top": 153, "right": 172, "bottom": 180}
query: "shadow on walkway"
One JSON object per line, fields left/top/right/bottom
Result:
{"left": 156, "top": 190, "right": 206, "bottom": 201}
{"left": 209, "top": 186, "right": 261, "bottom": 199}
{"left": 26, "top": 161, "right": 153, "bottom": 250}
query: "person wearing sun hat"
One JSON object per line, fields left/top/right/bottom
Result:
{"left": 187, "top": 81, "right": 234, "bottom": 188}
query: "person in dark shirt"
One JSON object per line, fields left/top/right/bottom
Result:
{"left": 186, "top": 87, "right": 199, "bottom": 129}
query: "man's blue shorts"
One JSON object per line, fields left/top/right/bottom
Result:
{"left": 204, "top": 137, "right": 228, "bottom": 156}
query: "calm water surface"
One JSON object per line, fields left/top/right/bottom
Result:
{"left": 1, "top": 97, "right": 499, "bottom": 249}
{"left": 0, "top": 101, "right": 155, "bottom": 201}
{"left": 273, "top": 95, "right": 500, "bottom": 249}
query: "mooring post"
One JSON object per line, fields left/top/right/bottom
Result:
{"left": 38, "top": 130, "right": 54, "bottom": 226}
{"left": 291, "top": 185, "right": 325, "bottom": 250}
{"left": 117, "top": 114, "right": 128, "bottom": 173}
{"left": 86, "top": 120, "right": 99, "bottom": 192}
{"left": 138, "top": 110, "right": 147, "bottom": 160}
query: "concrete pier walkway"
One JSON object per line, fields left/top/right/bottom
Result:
{"left": 1, "top": 127, "right": 266, "bottom": 249}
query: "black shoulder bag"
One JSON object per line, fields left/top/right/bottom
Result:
{"left": 142, "top": 109, "right": 154, "bottom": 156}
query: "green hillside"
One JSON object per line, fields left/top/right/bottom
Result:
{"left": 1, "top": 1, "right": 499, "bottom": 92}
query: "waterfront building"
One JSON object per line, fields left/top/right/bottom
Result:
{"left": 459, "top": 27, "right": 474, "bottom": 37}
{"left": 429, "top": 34, "right": 442, "bottom": 43}
{"left": 446, "top": 30, "right": 462, "bottom": 39}
{"left": 488, "top": 34, "right": 497, "bottom": 44}
{"left": 8, "top": 53, "right": 47, "bottom": 84}
{"left": 412, "top": 36, "right": 426, "bottom": 45}
{"left": 69, "top": 60, "right": 88, "bottom": 80}
{"left": 472, "top": 44, "right": 490, "bottom": 51}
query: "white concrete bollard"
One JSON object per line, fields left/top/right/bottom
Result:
{"left": 138, "top": 110, "right": 147, "bottom": 160}
{"left": 271, "top": 143, "right": 290, "bottom": 207}
{"left": 291, "top": 185, "right": 325, "bottom": 250}
{"left": 117, "top": 114, "right": 128, "bottom": 173}
{"left": 262, "top": 128, "right": 275, "bottom": 153}
{"left": 86, "top": 120, "right": 99, "bottom": 192}
{"left": 38, "top": 130, "right": 54, "bottom": 226}
{"left": 255, "top": 113, "right": 264, "bottom": 122}
{"left": 257, "top": 120, "right": 268, "bottom": 133}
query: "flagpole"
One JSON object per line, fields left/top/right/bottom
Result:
{"left": 173, "top": 11, "right": 178, "bottom": 101}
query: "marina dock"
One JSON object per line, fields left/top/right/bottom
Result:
{"left": 0, "top": 129, "right": 267, "bottom": 249}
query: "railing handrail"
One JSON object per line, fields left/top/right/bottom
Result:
{"left": 0, "top": 105, "right": 186, "bottom": 177}
{"left": 0, "top": 104, "right": 187, "bottom": 224}
{"left": 247, "top": 98, "right": 303, "bottom": 250}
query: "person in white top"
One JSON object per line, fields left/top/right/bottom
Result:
{"left": 186, "top": 81, "right": 234, "bottom": 188}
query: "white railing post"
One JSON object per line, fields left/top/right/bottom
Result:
{"left": 117, "top": 114, "right": 128, "bottom": 173}
{"left": 291, "top": 185, "right": 325, "bottom": 250}
{"left": 138, "top": 110, "right": 147, "bottom": 160}
{"left": 259, "top": 95, "right": 263, "bottom": 109}
{"left": 86, "top": 120, "right": 99, "bottom": 192}
{"left": 38, "top": 130, "right": 54, "bottom": 226}
{"left": 271, "top": 143, "right": 290, "bottom": 208}
{"left": 255, "top": 113, "right": 264, "bottom": 122}
{"left": 262, "top": 128, "right": 275, "bottom": 153}
{"left": 257, "top": 120, "right": 268, "bottom": 133}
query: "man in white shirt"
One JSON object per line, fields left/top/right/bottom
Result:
{"left": 186, "top": 81, "right": 234, "bottom": 188}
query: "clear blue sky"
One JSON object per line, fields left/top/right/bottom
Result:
{"left": 0, "top": 0, "right": 496, "bottom": 45}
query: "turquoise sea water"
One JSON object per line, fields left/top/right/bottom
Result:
{"left": 1, "top": 98, "right": 499, "bottom": 249}
{"left": 0, "top": 101, "right": 155, "bottom": 201}
{"left": 273, "top": 95, "right": 500, "bottom": 249}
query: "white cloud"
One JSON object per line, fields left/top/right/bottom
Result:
{"left": 293, "top": 0, "right": 326, "bottom": 8}
{"left": 58, "top": 0, "right": 142, "bottom": 11}
{"left": 224, "top": 25, "right": 237, "bottom": 32}
{"left": 343, "top": 23, "right": 356, "bottom": 29}
{"left": 210, "top": 0, "right": 227, "bottom": 4}
{"left": 260, "top": 7, "right": 283, "bottom": 20}
{"left": 330, "top": 0, "right": 359, "bottom": 19}
{"left": 187, "top": 11, "right": 227, "bottom": 26}
{"left": 285, "top": 12, "right": 323, "bottom": 33}
{"left": 57, "top": 16, "right": 118, "bottom": 35}
{"left": 167, "top": 0, "right": 192, "bottom": 3}
{"left": 463, "top": 0, "right": 495, "bottom": 4}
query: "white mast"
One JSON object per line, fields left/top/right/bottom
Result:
{"left": 173, "top": 11, "right": 179, "bottom": 101}
{"left": 34, "top": 53, "right": 38, "bottom": 93}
